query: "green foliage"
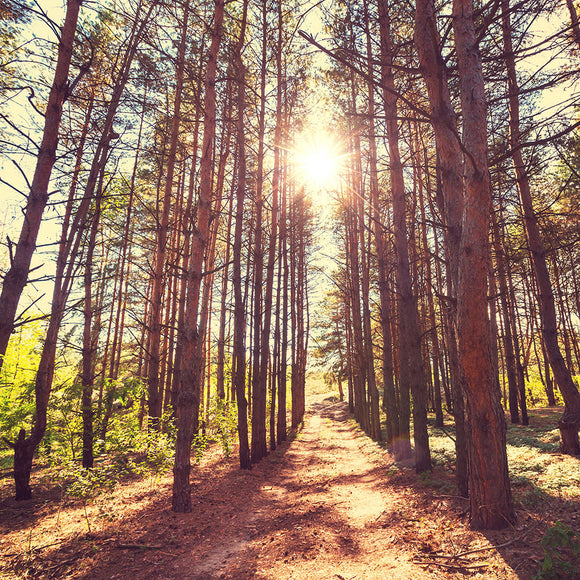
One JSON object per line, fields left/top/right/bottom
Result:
{"left": 506, "top": 428, "right": 579, "bottom": 496}
{"left": 427, "top": 425, "right": 456, "bottom": 468}
{"left": 0, "top": 0, "right": 31, "bottom": 97}
{"left": 46, "top": 406, "right": 176, "bottom": 504}
{"left": 0, "top": 318, "right": 43, "bottom": 444}
{"left": 99, "top": 377, "right": 147, "bottom": 453}
{"left": 526, "top": 374, "right": 563, "bottom": 408}
{"left": 0, "top": 380, "right": 35, "bottom": 443}
{"left": 534, "top": 522, "right": 580, "bottom": 580}
{"left": 44, "top": 380, "right": 85, "bottom": 459}
{"left": 141, "top": 413, "right": 176, "bottom": 474}
{"left": 208, "top": 399, "right": 237, "bottom": 458}
{"left": 306, "top": 370, "right": 333, "bottom": 396}
{"left": 192, "top": 432, "right": 208, "bottom": 464}
{"left": 56, "top": 460, "right": 119, "bottom": 501}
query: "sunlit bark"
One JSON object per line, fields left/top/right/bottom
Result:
{"left": 172, "top": 0, "right": 225, "bottom": 512}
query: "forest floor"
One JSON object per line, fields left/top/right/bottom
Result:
{"left": 1, "top": 394, "right": 580, "bottom": 579}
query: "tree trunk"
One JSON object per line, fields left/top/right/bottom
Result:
{"left": 453, "top": 0, "right": 514, "bottom": 529}
{"left": 81, "top": 161, "right": 108, "bottom": 469}
{"left": 148, "top": 2, "right": 190, "bottom": 428}
{"left": 172, "top": 0, "right": 225, "bottom": 512}
{"left": 250, "top": 0, "right": 269, "bottom": 464}
{"left": 232, "top": 0, "right": 251, "bottom": 470}
{"left": 566, "top": 0, "right": 580, "bottom": 49}
{"left": 0, "top": 0, "right": 82, "bottom": 373}
{"left": 277, "top": 147, "right": 289, "bottom": 444}
{"left": 491, "top": 207, "right": 520, "bottom": 423}
{"left": 417, "top": 142, "right": 444, "bottom": 428}
{"left": 361, "top": 2, "right": 382, "bottom": 441}
{"left": 502, "top": 0, "right": 580, "bottom": 453}
{"left": 9, "top": 13, "right": 151, "bottom": 490}
{"left": 262, "top": 0, "right": 283, "bottom": 451}
{"left": 378, "top": 0, "right": 430, "bottom": 471}
{"left": 414, "top": 0, "right": 469, "bottom": 497}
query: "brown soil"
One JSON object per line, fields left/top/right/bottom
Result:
{"left": 0, "top": 397, "right": 562, "bottom": 579}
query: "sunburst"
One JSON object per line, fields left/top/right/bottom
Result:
{"left": 294, "top": 131, "right": 346, "bottom": 194}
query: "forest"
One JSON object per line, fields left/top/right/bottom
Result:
{"left": 1, "top": 0, "right": 580, "bottom": 577}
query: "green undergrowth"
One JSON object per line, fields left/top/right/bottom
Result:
{"left": 0, "top": 402, "right": 233, "bottom": 502}
{"left": 424, "top": 408, "right": 580, "bottom": 504}
{"left": 534, "top": 521, "right": 580, "bottom": 580}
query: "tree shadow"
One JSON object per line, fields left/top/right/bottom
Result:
{"left": 0, "top": 399, "right": 363, "bottom": 579}
{"left": 4, "top": 398, "right": 577, "bottom": 580}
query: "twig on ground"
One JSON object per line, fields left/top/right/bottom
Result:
{"left": 2, "top": 540, "right": 65, "bottom": 558}
{"left": 45, "top": 556, "right": 77, "bottom": 571}
{"left": 117, "top": 543, "right": 163, "bottom": 550}
{"left": 415, "top": 559, "right": 488, "bottom": 570}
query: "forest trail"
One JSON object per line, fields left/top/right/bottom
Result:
{"left": 1, "top": 396, "right": 528, "bottom": 580}
{"left": 185, "top": 397, "right": 410, "bottom": 580}
{"left": 167, "top": 396, "right": 520, "bottom": 580}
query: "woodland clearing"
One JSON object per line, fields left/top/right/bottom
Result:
{"left": 1, "top": 394, "right": 579, "bottom": 580}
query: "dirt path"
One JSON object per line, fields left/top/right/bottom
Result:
{"left": 1, "top": 397, "right": 529, "bottom": 579}
{"left": 183, "top": 398, "right": 433, "bottom": 580}
{"left": 164, "top": 398, "right": 520, "bottom": 580}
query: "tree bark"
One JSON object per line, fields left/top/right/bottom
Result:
{"left": 81, "top": 167, "right": 107, "bottom": 469}
{"left": 502, "top": 0, "right": 580, "bottom": 453}
{"left": 172, "top": 0, "right": 225, "bottom": 512}
{"left": 453, "top": 0, "right": 514, "bottom": 529}
{"left": 566, "top": 0, "right": 580, "bottom": 49}
{"left": 232, "top": 0, "right": 251, "bottom": 470}
{"left": 251, "top": 0, "right": 269, "bottom": 464}
{"left": 378, "top": 0, "right": 430, "bottom": 471}
{"left": 9, "top": 1, "right": 152, "bottom": 489}
{"left": 491, "top": 207, "right": 520, "bottom": 423}
{"left": 147, "top": 1, "right": 190, "bottom": 427}
{"left": 414, "top": 0, "right": 469, "bottom": 498}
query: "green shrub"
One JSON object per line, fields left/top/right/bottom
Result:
{"left": 192, "top": 432, "right": 208, "bottom": 464}
{"left": 526, "top": 375, "right": 563, "bottom": 408}
{"left": 211, "top": 399, "right": 237, "bottom": 458}
{"left": 534, "top": 522, "right": 580, "bottom": 580}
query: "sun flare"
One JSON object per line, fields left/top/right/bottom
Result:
{"left": 294, "top": 131, "right": 345, "bottom": 193}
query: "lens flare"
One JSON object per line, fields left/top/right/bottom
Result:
{"left": 293, "top": 131, "right": 346, "bottom": 193}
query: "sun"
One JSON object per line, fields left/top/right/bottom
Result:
{"left": 294, "top": 131, "right": 345, "bottom": 193}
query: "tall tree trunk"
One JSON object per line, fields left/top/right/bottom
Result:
{"left": 148, "top": 2, "right": 190, "bottom": 428}
{"left": 453, "top": 0, "right": 514, "bottom": 529}
{"left": 232, "top": 0, "right": 251, "bottom": 470}
{"left": 251, "top": 0, "right": 269, "bottom": 464}
{"left": 566, "top": 0, "right": 580, "bottom": 49}
{"left": 170, "top": 99, "right": 202, "bottom": 416}
{"left": 277, "top": 148, "right": 289, "bottom": 443}
{"left": 417, "top": 141, "right": 444, "bottom": 428}
{"left": 5, "top": 86, "right": 94, "bottom": 499}
{"left": 108, "top": 90, "right": 145, "bottom": 381}
{"left": 172, "top": 0, "right": 225, "bottom": 512}
{"left": 343, "top": 163, "right": 368, "bottom": 432}
{"left": 491, "top": 207, "right": 520, "bottom": 423}
{"left": 81, "top": 169, "right": 107, "bottom": 469}
{"left": 504, "top": 236, "right": 529, "bottom": 425}
{"left": 378, "top": 0, "right": 430, "bottom": 471}
{"left": 262, "top": 0, "right": 283, "bottom": 451}
{"left": 414, "top": 0, "right": 469, "bottom": 497}
{"left": 13, "top": 15, "right": 147, "bottom": 485}
{"left": 216, "top": 179, "right": 235, "bottom": 400}
{"left": 0, "top": 0, "right": 82, "bottom": 374}
{"left": 502, "top": 0, "right": 580, "bottom": 453}
{"left": 361, "top": 4, "right": 382, "bottom": 441}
